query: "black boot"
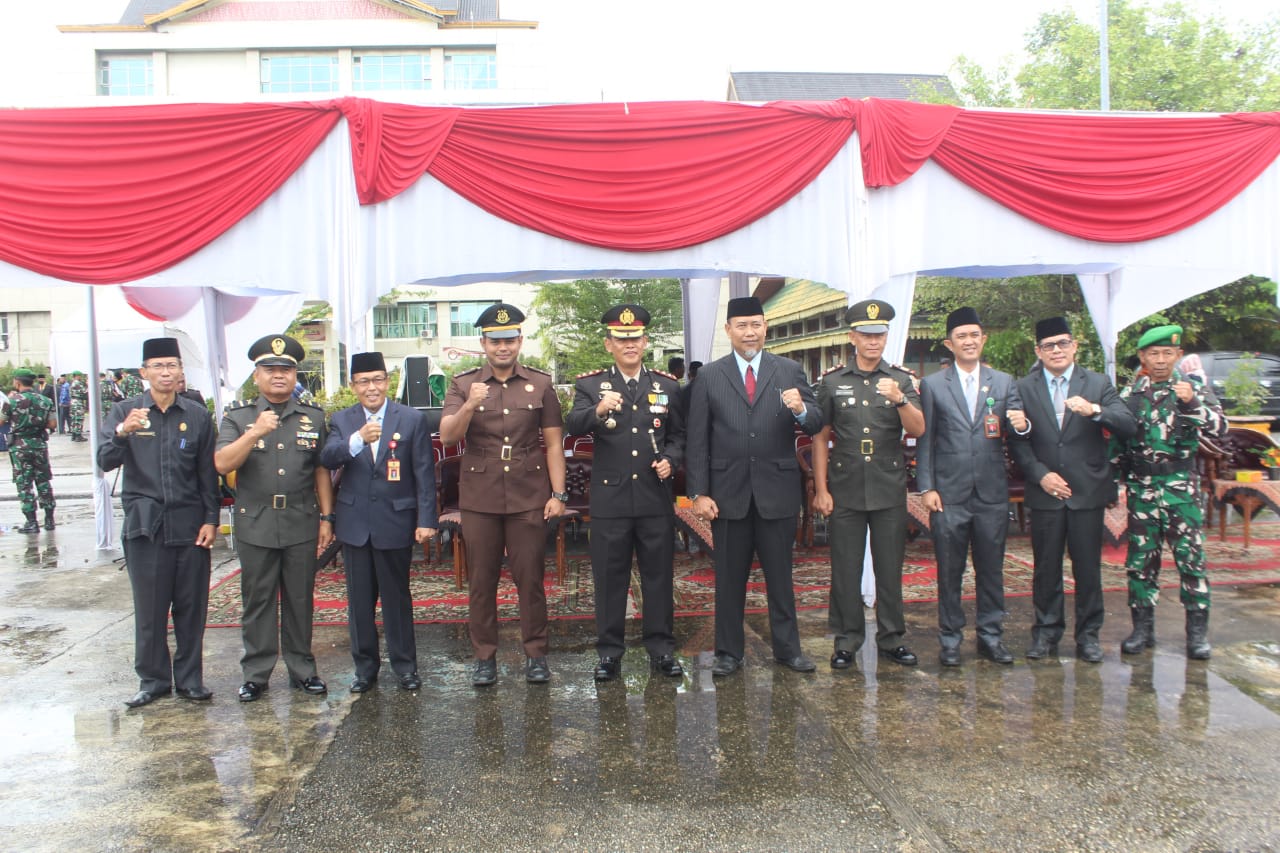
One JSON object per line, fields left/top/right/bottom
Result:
{"left": 1186, "top": 609, "right": 1211, "bottom": 660}
{"left": 43, "top": 509, "right": 55, "bottom": 531}
{"left": 17, "top": 511, "right": 39, "bottom": 534}
{"left": 1121, "top": 605, "right": 1155, "bottom": 654}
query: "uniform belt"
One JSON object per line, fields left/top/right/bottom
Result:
{"left": 836, "top": 440, "right": 886, "bottom": 456}
{"left": 1129, "top": 459, "right": 1193, "bottom": 476}
{"left": 271, "top": 495, "right": 288, "bottom": 509}
{"left": 475, "top": 445, "right": 540, "bottom": 461}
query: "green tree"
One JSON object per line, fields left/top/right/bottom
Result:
{"left": 530, "top": 279, "right": 684, "bottom": 381}
{"left": 954, "top": 1, "right": 1280, "bottom": 112}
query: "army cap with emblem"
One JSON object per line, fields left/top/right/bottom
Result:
{"left": 248, "top": 334, "right": 306, "bottom": 367}
{"left": 601, "top": 304, "right": 650, "bottom": 339}
{"left": 1137, "top": 324, "right": 1183, "bottom": 350}
{"left": 845, "top": 299, "right": 895, "bottom": 334}
{"left": 476, "top": 303, "right": 525, "bottom": 339}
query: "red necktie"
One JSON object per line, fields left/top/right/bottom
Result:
{"left": 745, "top": 365, "right": 756, "bottom": 403}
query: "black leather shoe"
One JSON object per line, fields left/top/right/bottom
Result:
{"left": 1025, "top": 639, "right": 1059, "bottom": 660}
{"left": 398, "top": 672, "right": 422, "bottom": 691}
{"left": 977, "top": 641, "right": 1015, "bottom": 664}
{"left": 238, "top": 681, "right": 265, "bottom": 702}
{"left": 290, "top": 676, "right": 327, "bottom": 695}
{"left": 1076, "top": 641, "right": 1104, "bottom": 663}
{"left": 711, "top": 654, "right": 741, "bottom": 677}
{"left": 775, "top": 654, "right": 816, "bottom": 673}
{"left": 472, "top": 658, "right": 497, "bottom": 687}
{"left": 830, "top": 649, "right": 855, "bottom": 669}
{"left": 650, "top": 654, "right": 684, "bottom": 677}
{"left": 593, "top": 656, "right": 622, "bottom": 682}
{"left": 350, "top": 676, "right": 377, "bottom": 693}
{"left": 175, "top": 685, "right": 213, "bottom": 701}
{"left": 939, "top": 647, "right": 961, "bottom": 667}
{"left": 526, "top": 657, "right": 551, "bottom": 684}
{"left": 124, "top": 688, "right": 170, "bottom": 708}
{"left": 880, "top": 646, "right": 918, "bottom": 666}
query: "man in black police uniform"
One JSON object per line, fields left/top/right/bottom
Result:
{"left": 565, "top": 304, "right": 686, "bottom": 681}
{"left": 216, "top": 334, "right": 335, "bottom": 702}
{"left": 99, "top": 338, "right": 220, "bottom": 708}
{"left": 812, "top": 299, "right": 925, "bottom": 669}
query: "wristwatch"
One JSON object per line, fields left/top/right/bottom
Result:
{"left": 551, "top": 491, "right": 569, "bottom": 502}
{"left": 1090, "top": 403, "right": 1101, "bottom": 417}
{"left": 688, "top": 494, "right": 701, "bottom": 501}
{"left": 319, "top": 513, "right": 336, "bottom": 523}
{"left": 893, "top": 397, "right": 909, "bottom": 408}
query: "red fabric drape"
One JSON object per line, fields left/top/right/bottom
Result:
{"left": 0, "top": 102, "right": 340, "bottom": 284}
{"left": 416, "top": 100, "right": 855, "bottom": 251}
{"left": 335, "top": 98, "right": 459, "bottom": 204}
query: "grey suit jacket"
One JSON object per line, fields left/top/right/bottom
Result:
{"left": 685, "top": 351, "right": 823, "bottom": 520}
{"left": 916, "top": 364, "right": 1023, "bottom": 505}
{"left": 1008, "top": 362, "right": 1137, "bottom": 511}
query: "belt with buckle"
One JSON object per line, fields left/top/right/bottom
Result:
{"left": 479, "top": 445, "right": 537, "bottom": 461}
{"left": 860, "top": 439, "right": 874, "bottom": 455}
{"left": 272, "top": 494, "right": 287, "bottom": 509}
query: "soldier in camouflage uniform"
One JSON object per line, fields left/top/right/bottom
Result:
{"left": 119, "top": 369, "right": 144, "bottom": 400}
{"left": 68, "top": 371, "right": 89, "bottom": 441}
{"left": 2, "top": 368, "right": 57, "bottom": 533}
{"left": 100, "top": 373, "right": 120, "bottom": 420}
{"left": 1112, "top": 325, "right": 1227, "bottom": 660}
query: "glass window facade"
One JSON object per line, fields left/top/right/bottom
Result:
{"left": 260, "top": 55, "right": 339, "bottom": 94}
{"left": 444, "top": 51, "right": 496, "bottom": 89}
{"left": 450, "top": 302, "right": 493, "bottom": 336}
{"left": 374, "top": 303, "right": 437, "bottom": 339}
{"left": 353, "top": 54, "right": 431, "bottom": 91}
{"left": 99, "top": 55, "right": 154, "bottom": 96}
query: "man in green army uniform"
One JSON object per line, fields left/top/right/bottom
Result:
{"left": 3, "top": 368, "right": 57, "bottom": 533}
{"left": 118, "top": 369, "right": 144, "bottom": 400}
{"left": 1112, "top": 324, "right": 1227, "bottom": 660}
{"left": 216, "top": 334, "right": 335, "bottom": 701}
{"left": 812, "top": 299, "right": 926, "bottom": 669}
{"left": 68, "top": 371, "right": 88, "bottom": 441}
{"left": 99, "top": 372, "right": 120, "bottom": 420}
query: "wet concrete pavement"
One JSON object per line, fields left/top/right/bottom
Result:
{"left": 2, "top": 437, "right": 1279, "bottom": 851}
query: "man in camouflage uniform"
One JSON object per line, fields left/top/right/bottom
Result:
{"left": 68, "top": 371, "right": 89, "bottom": 441}
{"left": 2, "top": 368, "right": 57, "bottom": 533}
{"left": 119, "top": 369, "right": 144, "bottom": 400}
{"left": 1112, "top": 324, "right": 1228, "bottom": 660}
{"left": 100, "top": 372, "right": 121, "bottom": 420}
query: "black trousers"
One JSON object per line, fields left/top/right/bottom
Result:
{"left": 589, "top": 513, "right": 676, "bottom": 659}
{"left": 1029, "top": 505, "right": 1105, "bottom": 645}
{"left": 237, "top": 539, "right": 319, "bottom": 684}
{"left": 931, "top": 497, "right": 1009, "bottom": 648}
{"left": 123, "top": 535, "right": 211, "bottom": 693}
{"left": 828, "top": 502, "right": 907, "bottom": 652}
{"left": 343, "top": 543, "right": 416, "bottom": 680}
{"left": 712, "top": 502, "right": 801, "bottom": 661}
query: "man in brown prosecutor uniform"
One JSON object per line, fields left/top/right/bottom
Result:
{"left": 440, "top": 303, "right": 567, "bottom": 687}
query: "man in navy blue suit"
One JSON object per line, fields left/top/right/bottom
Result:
{"left": 321, "top": 352, "right": 437, "bottom": 693}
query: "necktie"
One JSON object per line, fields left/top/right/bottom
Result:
{"left": 1053, "top": 376, "right": 1066, "bottom": 427}
{"left": 626, "top": 377, "right": 638, "bottom": 398}
{"left": 745, "top": 365, "right": 756, "bottom": 403}
{"left": 964, "top": 374, "right": 978, "bottom": 421}
{"left": 369, "top": 413, "right": 382, "bottom": 459}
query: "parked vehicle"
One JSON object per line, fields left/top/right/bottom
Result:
{"left": 1191, "top": 351, "right": 1280, "bottom": 420}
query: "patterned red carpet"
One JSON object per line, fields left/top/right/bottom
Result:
{"left": 206, "top": 518, "right": 1280, "bottom": 627}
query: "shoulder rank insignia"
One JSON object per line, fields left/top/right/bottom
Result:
{"left": 821, "top": 363, "right": 846, "bottom": 377}
{"left": 576, "top": 368, "right": 607, "bottom": 379}
{"left": 651, "top": 368, "right": 678, "bottom": 382}
{"left": 890, "top": 363, "right": 919, "bottom": 378}
{"left": 453, "top": 367, "right": 480, "bottom": 377}
{"left": 524, "top": 365, "right": 551, "bottom": 376}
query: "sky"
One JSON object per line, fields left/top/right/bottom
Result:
{"left": 0, "top": 0, "right": 1274, "bottom": 103}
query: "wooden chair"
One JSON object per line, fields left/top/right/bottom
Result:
{"left": 796, "top": 442, "right": 817, "bottom": 547}
{"left": 554, "top": 452, "right": 593, "bottom": 585}
{"left": 1004, "top": 444, "right": 1027, "bottom": 532}
{"left": 434, "top": 455, "right": 467, "bottom": 589}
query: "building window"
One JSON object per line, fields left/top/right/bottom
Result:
{"left": 98, "top": 55, "right": 153, "bottom": 96}
{"left": 444, "top": 51, "right": 496, "bottom": 89}
{"left": 0, "top": 313, "right": 8, "bottom": 351}
{"left": 260, "top": 55, "right": 339, "bottom": 94}
{"left": 354, "top": 54, "right": 431, "bottom": 91}
{"left": 450, "top": 302, "right": 494, "bottom": 336}
{"left": 374, "top": 303, "right": 437, "bottom": 339}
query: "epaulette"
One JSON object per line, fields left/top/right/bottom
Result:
{"left": 453, "top": 367, "right": 480, "bottom": 377}
{"left": 226, "top": 399, "right": 254, "bottom": 410}
{"left": 889, "top": 363, "right": 918, "bottom": 378}
{"left": 296, "top": 400, "right": 324, "bottom": 413}
{"left": 821, "top": 363, "right": 846, "bottom": 377}
{"left": 576, "top": 368, "right": 607, "bottom": 379}
{"left": 524, "top": 365, "right": 552, "bottom": 376}
{"left": 651, "top": 368, "right": 678, "bottom": 381}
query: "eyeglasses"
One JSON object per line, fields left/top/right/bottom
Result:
{"left": 1037, "top": 339, "right": 1075, "bottom": 352}
{"left": 352, "top": 375, "right": 388, "bottom": 389}
{"left": 144, "top": 361, "right": 181, "bottom": 372}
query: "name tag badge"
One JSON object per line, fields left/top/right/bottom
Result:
{"left": 387, "top": 459, "right": 401, "bottom": 482}
{"left": 650, "top": 405, "right": 667, "bottom": 414}
{"left": 983, "top": 413, "right": 1002, "bottom": 439}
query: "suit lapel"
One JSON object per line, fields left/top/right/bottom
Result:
{"left": 376, "top": 405, "right": 398, "bottom": 466}
{"left": 723, "top": 355, "right": 749, "bottom": 405}
{"left": 751, "top": 355, "right": 777, "bottom": 409}
{"left": 946, "top": 368, "right": 973, "bottom": 425}
{"left": 1061, "top": 368, "right": 1088, "bottom": 433}
{"left": 1026, "top": 369, "right": 1059, "bottom": 434}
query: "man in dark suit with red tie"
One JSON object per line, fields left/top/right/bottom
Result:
{"left": 686, "top": 296, "right": 823, "bottom": 676}
{"left": 1008, "top": 317, "right": 1137, "bottom": 663}
{"left": 321, "top": 351, "right": 437, "bottom": 693}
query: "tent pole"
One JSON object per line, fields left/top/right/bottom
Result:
{"left": 88, "top": 286, "right": 114, "bottom": 550}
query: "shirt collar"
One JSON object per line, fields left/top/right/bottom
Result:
{"left": 733, "top": 350, "right": 763, "bottom": 374}
{"left": 363, "top": 399, "right": 388, "bottom": 421}
{"left": 1046, "top": 364, "right": 1075, "bottom": 388}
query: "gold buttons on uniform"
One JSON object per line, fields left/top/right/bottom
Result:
{"left": 504, "top": 436, "right": 510, "bottom": 442}
{"left": 862, "top": 400, "right": 869, "bottom": 406}
{"left": 503, "top": 408, "right": 510, "bottom": 414}
{"left": 478, "top": 406, "right": 485, "bottom": 412}
{"left": 503, "top": 465, "right": 510, "bottom": 472}
{"left": 631, "top": 450, "right": 639, "bottom": 456}
{"left": 277, "top": 443, "right": 285, "bottom": 449}
{"left": 632, "top": 473, "right": 639, "bottom": 480}
{"left": 278, "top": 468, "right": 286, "bottom": 475}
{"left": 865, "top": 456, "right": 872, "bottom": 462}
{"left": 863, "top": 427, "right": 870, "bottom": 434}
